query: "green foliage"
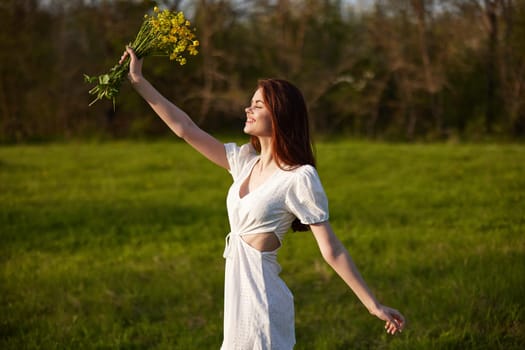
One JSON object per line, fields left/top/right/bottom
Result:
{"left": 1, "top": 140, "right": 524, "bottom": 349}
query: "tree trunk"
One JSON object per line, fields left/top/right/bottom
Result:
{"left": 484, "top": 0, "right": 498, "bottom": 134}
{"left": 411, "top": 0, "right": 443, "bottom": 136}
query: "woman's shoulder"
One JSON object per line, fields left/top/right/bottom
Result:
{"left": 225, "top": 142, "right": 257, "bottom": 158}
{"left": 281, "top": 164, "right": 322, "bottom": 185}
{"left": 287, "top": 163, "right": 318, "bottom": 177}
{"left": 230, "top": 142, "right": 253, "bottom": 150}
{"left": 225, "top": 142, "right": 258, "bottom": 178}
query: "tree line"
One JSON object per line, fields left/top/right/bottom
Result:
{"left": 1, "top": 0, "right": 524, "bottom": 142}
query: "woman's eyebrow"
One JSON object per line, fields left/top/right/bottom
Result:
{"left": 251, "top": 99, "right": 264, "bottom": 104}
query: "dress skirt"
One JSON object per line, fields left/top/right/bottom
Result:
{"left": 221, "top": 233, "right": 295, "bottom": 350}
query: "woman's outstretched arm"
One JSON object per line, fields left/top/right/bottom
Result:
{"left": 119, "top": 47, "right": 228, "bottom": 169}
{"left": 310, "top": 221, "right": 406, "bottom": 335}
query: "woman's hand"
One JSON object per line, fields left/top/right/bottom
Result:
{"left": 371, "top": 304, "right": 406, "bottom": 335}
{"left": 119, "top": 46, "right": 143, "bottom": 84}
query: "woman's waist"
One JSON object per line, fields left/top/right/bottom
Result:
{"left": 224, "top": 230, "right": 284, "bottom": 259}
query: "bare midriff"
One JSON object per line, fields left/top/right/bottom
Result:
{"left": 241, "top": 232, "right": 281, "bottom": 252}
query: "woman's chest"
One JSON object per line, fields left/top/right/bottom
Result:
{"left": 227, "top": 175, "right": 291, "bottom": 222}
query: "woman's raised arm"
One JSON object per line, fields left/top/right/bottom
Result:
{"left": 120, "top": 47, "right": 228, "bottom": 169}
{"left": 310, "top": 221, "right": 406, "bottom": 335}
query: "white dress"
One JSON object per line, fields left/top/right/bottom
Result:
{"left": 221, "top": 143, "right": 329, "bottom": 350}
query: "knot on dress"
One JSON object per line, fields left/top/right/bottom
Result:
{"left": 223, "top": 232, "right": 235, "bottom": 259}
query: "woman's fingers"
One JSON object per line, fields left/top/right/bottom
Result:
{"left": 380, "top": 307, "right": 405, "bottom": 335}
{"left": 119, "top": 51, "right": 128, "bottom": 65}
{"left": 125, "top": 46, "right": 134, "bottom": 57}
{"left": 117, "top": 46, "right": 144, "bottom": 83}
{"left": 385, "top": 320, "right": 400, "bottom": 334}
{"left": 385, "top": 321, "right": 394, "bottom": 334}
{"left": 393, "top": 311, "right": 406, "bottom": 331}
{"left": 119, "top": 46, "right": 137, "bottom": 65}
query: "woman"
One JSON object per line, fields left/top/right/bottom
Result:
{"left": 120, "top": 47, "right": 405, "bottom": 349}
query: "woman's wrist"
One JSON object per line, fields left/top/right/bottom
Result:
{"left": 366, "top": 301, "right": 382, "bottom": 315}
{"left": 129, "top": 74, "right": 145, "bottom": 86}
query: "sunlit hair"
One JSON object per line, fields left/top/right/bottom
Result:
{"left": 250, "top": 78, "right": 316, "bottom": 232}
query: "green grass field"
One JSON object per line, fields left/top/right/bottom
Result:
{"left": 1, "top": 140, "right": 524, "bottom": 349}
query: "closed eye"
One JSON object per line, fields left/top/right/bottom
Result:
{"left": 250, "top": 99, "right": 265, "bottom": 108}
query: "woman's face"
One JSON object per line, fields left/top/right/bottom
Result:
{"left": 243, "top": 88, "right": 273, "bottom": 137}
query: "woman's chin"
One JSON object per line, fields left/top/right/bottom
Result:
{"left": 243, "top": 126, "right": 253, "bottom": 135}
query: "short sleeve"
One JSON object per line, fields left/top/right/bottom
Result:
{"left": 224, "top": 143, "right": 258, "bottom": 180}
{"left": 285, "top": 165, "right": 329, "bottom": 225}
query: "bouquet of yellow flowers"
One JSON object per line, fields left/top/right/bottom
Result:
{"left": 84, "top": 7, "right": 199, "bottom": 108}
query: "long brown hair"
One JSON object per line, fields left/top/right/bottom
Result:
{"left": 250, "top": 78, "right": 316, "bottom": 232}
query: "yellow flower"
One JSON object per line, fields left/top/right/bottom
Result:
{"left": 86, "top": 7, "right": 199, "bottom": 107}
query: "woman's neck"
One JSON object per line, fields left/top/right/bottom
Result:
{"left": 257, "top": 136, "right": 276, "bottom": 171}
